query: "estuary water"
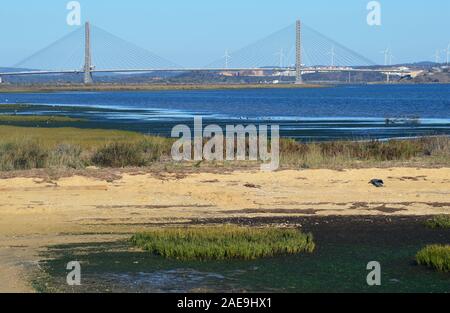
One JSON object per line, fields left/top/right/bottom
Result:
{"left": 2, "top": 84, "right": 450, "bottom": 141}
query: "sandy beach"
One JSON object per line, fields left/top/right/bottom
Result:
{"left": 0, "top": 167, "right": 449, "bottom": 292}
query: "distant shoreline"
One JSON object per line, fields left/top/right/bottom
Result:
{"left": 1, "top": 82, "right": 449, "bottom": 94}
{"left": 0, "top": 83, "right": 325, "bottom": 93}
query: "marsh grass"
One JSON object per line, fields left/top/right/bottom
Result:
{"left": 0, "top": 126, "right": 172, "bottom": 170}
{"left": 91, "top": 138, "right": 174, "bottom": 167}
{"left": 91, "top": 142, "right": 147, "bottom": 168}
{"left": 280, "top": 137, "right": 450, "bottom": 168}
{"left": 130, "top": 226, "right": 315, "bottom": 261}
{"left": 0, "top": 139, "right": 48, "bottom": 171}
{"left": 0, "top": 125, "right": 448, "bottom": 171}
{"left": 424, "top": 215, "right": 450, "bottom": 229}
{"left": 0, "top": 115, "right": 85, "bottom": 123}
{"left": 48, "top": 144, "right": 85, "bottom": 169}
{"left": 0, "top": 125, "right": 143, "bottom": 148}
{"left": 416, "top": 245, "right": 450, "bottom": 272}
{"left": 0, "top": 83, "right": 323, "bottom": 94}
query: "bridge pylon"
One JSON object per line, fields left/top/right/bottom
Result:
{"left": 295, "top": 20, "right": 303, "bottom": 84}
{"left": 83, "top": 22, "right": 94, "bottom": 85}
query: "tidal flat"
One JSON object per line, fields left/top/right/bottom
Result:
{"left": 32, "top": 216, "right": 449, "bottom": 293}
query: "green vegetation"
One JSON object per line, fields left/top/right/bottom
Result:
{"left": 0, "top": 125, "right": 448, "bottom": 171}
{"left": 416, "top": 245, "right": 450, "bottom": 272}
{"left": 0, "top": 103, "right": 111, "bottom": 113}
{"left": 280, "top": 136, "right": 450, "bottom": 168}
{"left": 92, "top": 139, "right": 172, "bottom": 167}
{"left": 0, "top": 83, "right": 323, "bottom": 94}
{"left": 424, "top": 215, "right": 450, "bottom": 229}
{"left": 0, "top": 115, "right": 85, "bottom": 123}
{"left": 0, "top": 125, "right": 144, "bottom": 148}
{"left": 0, "top": 140, "right": 48, "bottom": 170}
{"left": 130, "top": 226, "right": 315, "bottom": 261}
{"left": 0, "top": 126, "right": 172, "bottom": 170}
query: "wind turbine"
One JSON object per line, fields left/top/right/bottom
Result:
{"left": 444, "top": 44, "right": 450, "bottom": 65}
{"left": 433, "top": 49, "right": 441, "bottom": 64}
{"left": 381, "top": 48, "right": 391, "bottom": 66}
{"left": 389, "top": 52, "right": 395, "bottom": 66}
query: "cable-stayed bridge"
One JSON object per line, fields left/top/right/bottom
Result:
{"left": 0, "top": 20, "right": 414, "bottom": 84}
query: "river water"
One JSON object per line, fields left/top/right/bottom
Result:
{"left": 2, "top": 84, "right": 450, "bottom": 141}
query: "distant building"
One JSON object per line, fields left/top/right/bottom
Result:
{"left": 272, "top": 70, "right": 296, "bottom": 77}
{"left": 239, "top": 70, "right": 265, "bottom": 77}
{"left": 219, "top": 70, "right": 267, "bottom": 77}
{"left": 219, "top": 71, "right": 239, "bottom": 77}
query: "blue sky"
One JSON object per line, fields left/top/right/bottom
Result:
{"left": 1, "top": 0, "right": 449, "bottom": 67}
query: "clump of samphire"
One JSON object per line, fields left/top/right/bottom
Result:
{"left": 416, "top": 245, "right": 450, "bottom": 273}
{"left": 131, "top": 225, "right": 315, "bottom": 261}
{"left": 424, "top": 215, "right": 450, "bottom": 229}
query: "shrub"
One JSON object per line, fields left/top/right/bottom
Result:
{"left": 420, "top": 136, "right": 450, "bottom": 156}
{"left": 325, "top": 140, "right": 422, "bottom": 161}
{"left": 280, "top": 139, "right": 310, "bottom": 155}
{"left": 0, "top": 125, "right": 449, "bottom": 170}
{"left": 131, "top": 225, "right": 315, "bottom": 261}
{"left": 48, "top": 143, "right": 84, "bottom": 169}
{"left": 416, "top": 245, "right": 450, "bottom": 272}
{"left": 91, "top": 142, "right": 146, "bottom": 168}
{"left": 0, "top": 140, "right": 48, "bottom": 171}
{"left": 138, "top": 137, "right": 173, "bottom": 162}
{"left": 90, "top": 137, "right": 173, "bottom": 168}
{"left": 280, "top": 137, "right": 450, "bottom": 168}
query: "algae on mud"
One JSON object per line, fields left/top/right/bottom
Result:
{"left": 31, "top": 216, "right": 450, "bottom": 293}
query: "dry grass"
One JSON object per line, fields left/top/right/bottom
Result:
{"left": 280, "top": 137, "right": 450, "bottom": 168}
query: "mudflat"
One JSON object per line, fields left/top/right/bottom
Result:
{"left": 0, "top": 167, "right": 449, "bottom": 292}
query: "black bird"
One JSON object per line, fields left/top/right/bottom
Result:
{"left": 369, "top": 179, "right": 384, "bottom": 188}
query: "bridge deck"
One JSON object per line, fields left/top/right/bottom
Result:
{"left": 0, "top": 67, "right": 414, "bottom": 76}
